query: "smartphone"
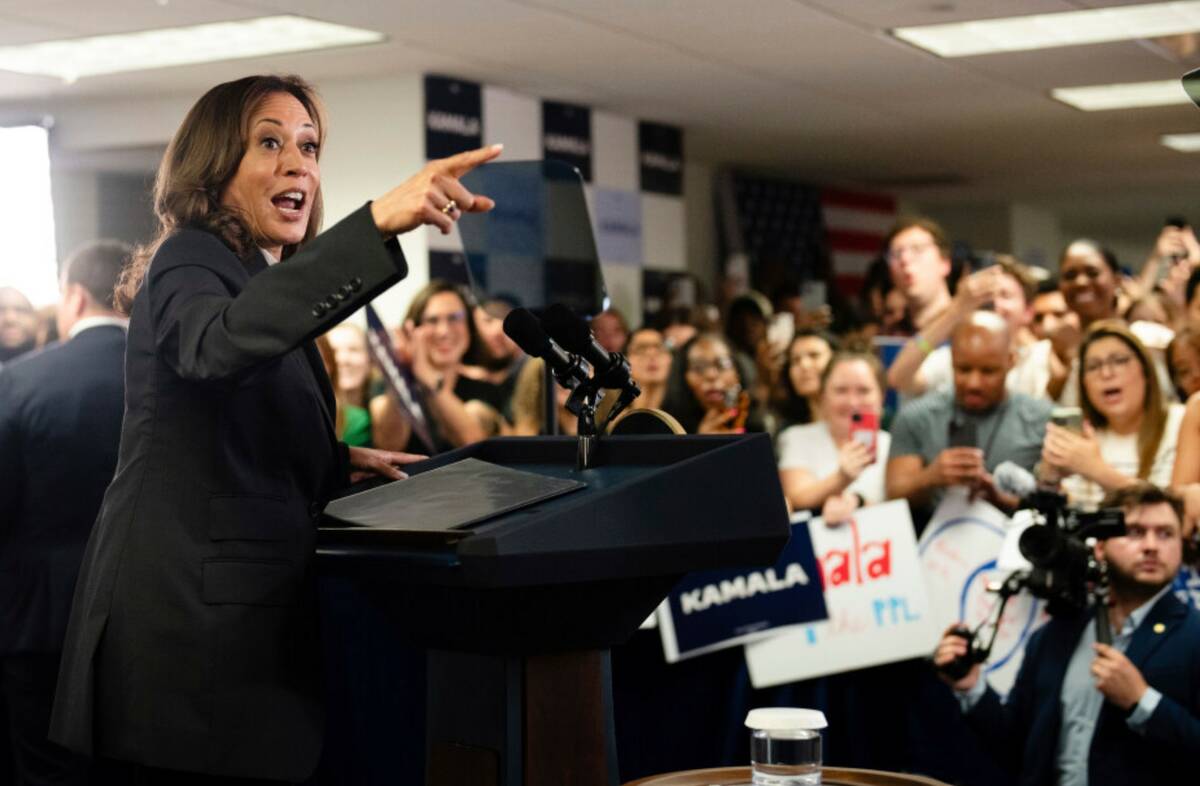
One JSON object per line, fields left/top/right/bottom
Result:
{"left": 948, "top": 415, "right": 978, "bottom": 448}
{"left": 767, "top": 312, "right": 794, "bottom": 350}
{"left": 724, "top": 387, "right": 750, "bottom": 432}
{"left": 850, "top": 411, "right": 878, "bottom": 458}
{"left": 1051, "top": 406, "right": 1083, "bottom": 434}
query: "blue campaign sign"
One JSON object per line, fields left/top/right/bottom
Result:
{"left": 657, "top": 523, "right": 828, "bottom": 662}
{"left": 1174, "top": 565, "right": 1200, "bottom": 611}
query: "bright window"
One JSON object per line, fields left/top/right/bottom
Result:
{"left": 0, "top": 125, "right": 57, "bottom": 306}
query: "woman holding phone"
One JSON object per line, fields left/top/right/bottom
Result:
{"left": 50, "top": 75, "right": 500, "bottom": 784}
{"left": 1043, "top": 321, "right": 1184, "bottom": 509}
{"left": 777, "top": 351, "right": 890, "bottom": 524}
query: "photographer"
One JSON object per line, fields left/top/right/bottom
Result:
{"left": 933, "top": 483, "right": 1200, "bottom": 786}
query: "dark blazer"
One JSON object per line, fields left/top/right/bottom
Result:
{"left": 0, "top": 324, "right": 126, "bottom": 654}
{"left": 965, "top": 591, "right": 1200, "bottom": 786}
{"left": 49, "top": 204, "right": 407, "bottom": 781}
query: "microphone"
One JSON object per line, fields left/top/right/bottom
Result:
{"left": 502, "top": 307, "right": 589, "bottom": 390}
{"left": 994, "top": 461, "right": 1037, "bottom": 499}
{"left": 541, "top": 304, "right": 634, "bottom": 390}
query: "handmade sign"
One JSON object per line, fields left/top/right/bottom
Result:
{"left": 745, "top": 501, "right": 936, "bottom": 688}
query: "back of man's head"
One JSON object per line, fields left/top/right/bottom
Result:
{"left": 951, "top": 311, "right": 1013, "bottom": 413}
{"left": 62, "top": 240, "right": 131, "bottom": 314}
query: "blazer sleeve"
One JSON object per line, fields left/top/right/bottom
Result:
{"left": 0, "top": 372, "right": 23, "bottom": 531}
{"left": 1139, "top": 694, "right": 1200, "bottom": 752}
{"left": 964, "top": 625, "right": 1048, "bottom": 773}
{"left": 151, "top": 202, "right": 407, "bottom": 382}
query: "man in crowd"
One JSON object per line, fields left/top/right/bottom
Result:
{"left": 886, "top": 311, "right": 1051, "bottom": 529}
{"left": 1030, "top": 278, "right": 1072, "bottom": 343}
{"left": 885, "top": 217, "right": 954, "bottom": 332}
{"left": 887, "top": 255, "right": 1052, "bottom": 400}
{"left": 934, "top": 483, "right": 1200, "bottom": 785}
{"left": 0, "top": 287, "right": 39, "bottom": 367}
{"left": 0, "top": 240, "right": 130, "bottom": 784}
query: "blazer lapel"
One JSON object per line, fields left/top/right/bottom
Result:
{"left": 1124, "top": 592, "right": 1186, "bottom": 669}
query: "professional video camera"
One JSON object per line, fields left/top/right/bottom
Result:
{"left": 937, "top": 489, "right": 1125, "bottom": 680}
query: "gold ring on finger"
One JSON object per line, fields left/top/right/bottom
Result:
{"left": 441, "top": 199, "right": 458, "bottom": 215}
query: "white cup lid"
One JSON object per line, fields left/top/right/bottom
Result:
{"left": 745, "top": 707, "right": 828, "bottom": 731}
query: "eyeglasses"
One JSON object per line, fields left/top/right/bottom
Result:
{"left": 687, "top": 356, "right": 734, "bottom": 375}
{"left": 628, "top": 342, "right": 668, "bottom": 357}
{"left": 418, "top": 310, "right": 467, "bottom": 328}
{"left": 1083, "top": 353, "right": 1135, "bottom": 376}
{"left": 887, "top": 241, "right": 936, "bottom": 262}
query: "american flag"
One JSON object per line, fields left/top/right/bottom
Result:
{"left": 822, "top": 188, "right": 897, "bottom": 297}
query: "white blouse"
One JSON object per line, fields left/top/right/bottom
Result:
{"left": 777, "top": 421, "right": 892, "bottom": 506}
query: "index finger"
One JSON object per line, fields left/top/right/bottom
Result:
{"left": 436, "top": 143, "right": 504, "bottom": 177}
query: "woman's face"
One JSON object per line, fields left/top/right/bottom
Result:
{"left": 685, "top": 339, "right": 739, "bottom": 409}
{"left": 1059, "top": 242, "right": 1116, "bottom": 325}
{"left": 1171, "top": 342, "right": 1200, "bottom": 398}
{"left": 327, "top": 325, "right": 369, "bottom": 394}
{"left": 1083, "top": 336, "right": 1146, "bottom": 426}
{"left": 821, "top": 359, "right": 882, "bottom": 436}
{"left": 220, "top": 92, "right": 320, "bottom": 258}
{"left": 626, "top": 329, "right": 671, "bottom": 386}
{"left": 474, "top": 305, "right": 518, "bottom": 363}
{"left": 419, "top": 291, "right": 470, "bottom": 369}
{"left": 788, "top": 336, "right": 833, "bottom": 398}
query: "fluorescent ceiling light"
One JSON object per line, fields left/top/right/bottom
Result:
{"left": 1162, "top": 132, "right": 1200, "bottom": 151}
{"left": 1051, "top": 79, "right": 1190, "bottom": 111}
{"left": 893, "top": 1, "right": 1200, "bottom": 57}
{"left": 0, "top": 15, "right": 385, "bottom": 83}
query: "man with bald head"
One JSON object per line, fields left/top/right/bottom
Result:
{"left": 886, "top": 311, "right": 1052, "bottom": 530}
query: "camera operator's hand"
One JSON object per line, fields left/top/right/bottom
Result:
{"left": 934, "top": 624, "right": 981, "bottom": 692}
{"left": 969, "top": 472, "right": 1019, "bottom": 512}
{"left": 1091, "top": 643, "right": 1148, "bottom": 711}
{"left": 1041, "top": 422, "right": 1104, "bottom": 480}
{"left": 929, "top": 447, "right": 985, "bottom": 487}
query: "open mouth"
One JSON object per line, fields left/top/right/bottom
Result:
{"left": 271, "top": 189, "right": 307, "bottom": 219}
{"left": 1100, "top": 386, "right": 1122, "bottom": 405}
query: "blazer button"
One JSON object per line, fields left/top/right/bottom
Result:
{"left": 322, "top": 297, "right": 338, "bottom": 311}
{"left": 332, "top": 291, "right": 347, "bottom": 302}
{"left": 312, "top": 303, "right": 328, "bottom": 318}
{"left": 349, "top": 277, "right": 363, "bottom": 291}
{"left": 340, "top": 284, "right": 355, "bottom": 297}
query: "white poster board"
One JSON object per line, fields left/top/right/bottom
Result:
{"left": 745, "top": 501, "right": 937, "bottom": 688}
{"left": 917, "top": 487, "right": 1048, "bottom": 696}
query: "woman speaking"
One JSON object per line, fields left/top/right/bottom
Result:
{"left": 49, "top": 75, "right": 499, "bottom": 784}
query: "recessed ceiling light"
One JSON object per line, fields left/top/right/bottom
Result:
{"left": 0, "top": 15, "right": 385, "bottom": 83}
{"left": 893, "top": 1, "right": 1200, "bottom": 57}
{"left": 1162, "top": 132, "right": 1200, "bottom": 151}
{"left": 1051, "top": 79, "right": 1190, "bottom": 111}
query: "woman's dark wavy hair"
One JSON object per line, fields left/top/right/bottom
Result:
{"left": 114, "top": 75, "right": 326, "bottom": 314}
{"left": 403, "top": 279, "right": 484, "bottom": 366}
{"left": 771, "top": 329, "right": 839, "bottom": 428}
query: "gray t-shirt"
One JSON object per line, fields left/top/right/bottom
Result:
{"left": 889, "top": 390, "right": 1051, "bottom": 524}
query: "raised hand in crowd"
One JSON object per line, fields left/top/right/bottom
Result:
{"left": 933, "top": 624, "right": 981, "bottom": 692}
{"left": 1041, "top": 421, "right": 1107, "bottom": 481}
{"left": 837, "top": 438, "right": 874, "bottom": 484}
{"left": 886, "top": 266, "right": 1003, "bottom": 396}
{"left": 820, "top": 492, "right": 860, "bottom": 527}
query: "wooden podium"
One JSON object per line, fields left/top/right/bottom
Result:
{"left": 317, "top": 434, "right": 790, "bottom": 786}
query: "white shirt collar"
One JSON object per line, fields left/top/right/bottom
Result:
{"left": 261, "top": 247, "right": 280, "bottom": 266}
{"left": 68, "top": 315, "right": 129, "bottom": 340}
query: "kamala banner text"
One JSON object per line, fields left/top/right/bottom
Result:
{"left": 745, "top": 501, "right": 936, "bottom": 688}
{"left": 656, "top": 521, "right": 826, "bottom": 662}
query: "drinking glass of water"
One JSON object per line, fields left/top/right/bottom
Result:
{"left": 746, "top": 708, "right": 827, "bottom": 786}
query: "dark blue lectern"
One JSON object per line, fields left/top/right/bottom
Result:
{"left": 317, "top": 433, "right": 789, "bottom": 786}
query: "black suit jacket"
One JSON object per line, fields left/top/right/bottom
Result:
{"left": 0, "top": 324, "right": 126, "bottom": 654}
{"left": 49, "top": 204, "right": 407, "bottom": 781}
{"left": 965, "top": 591, "right": 1200, "bottom": 786}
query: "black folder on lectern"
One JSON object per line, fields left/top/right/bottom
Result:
{"left": 317, "top": 433, "right": 790, "bottom": 786}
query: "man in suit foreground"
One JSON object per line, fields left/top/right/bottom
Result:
{"left": 934, "top": 482, "right": 1200, "bottom": 786}
{"left": 0, "top": 240, "right": 130, "bottom": 785}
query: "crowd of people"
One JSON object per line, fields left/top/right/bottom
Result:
{"left": 5, "top": 187, "right": 1200, "bottom": 786}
